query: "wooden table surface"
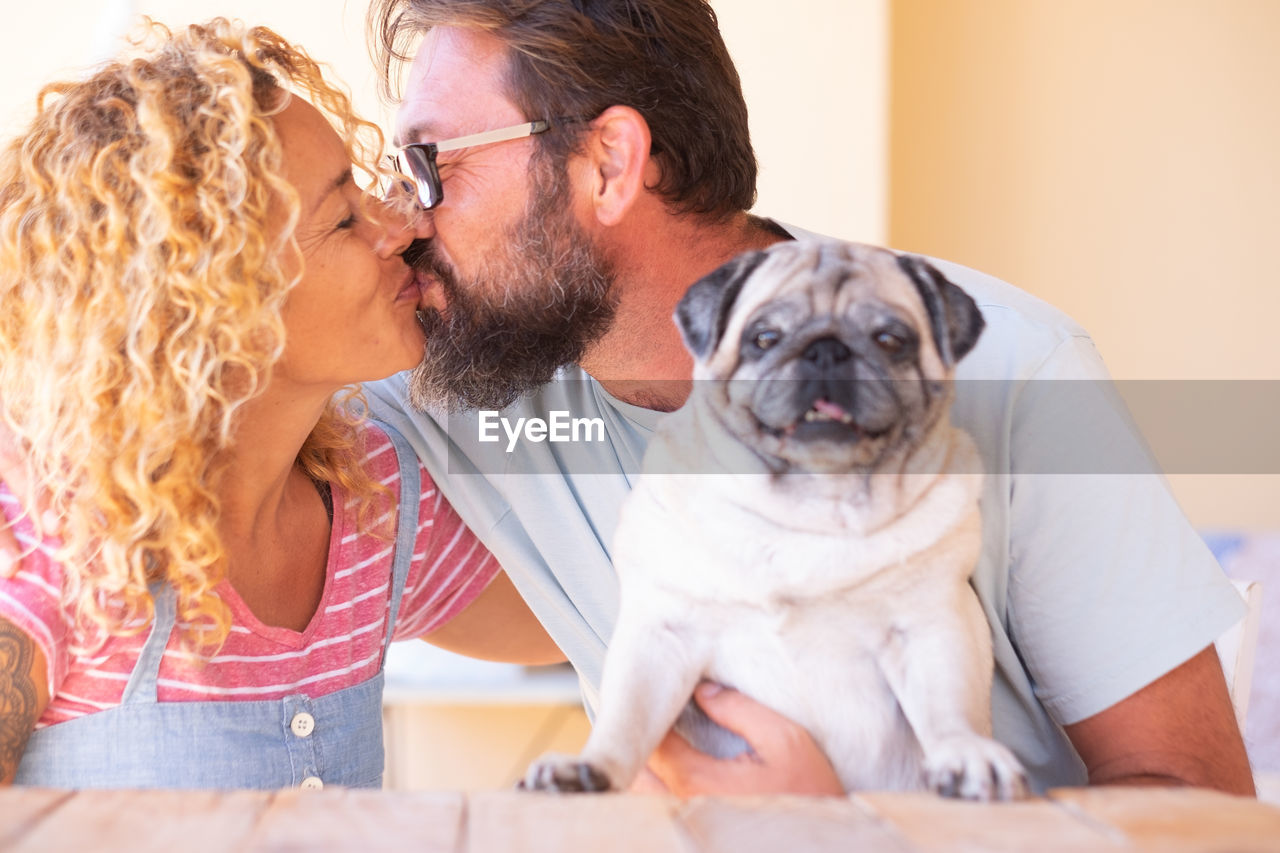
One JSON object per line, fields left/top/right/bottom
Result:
{"left": 2, "top": 786, "right": 1278, "bottom": 852}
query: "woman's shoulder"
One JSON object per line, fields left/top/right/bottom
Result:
{"left": 337, "top": 420, "right": 441, "bottom": 545}
{"left": 352, "top": 419, "right": 446, "bottom": 501}
{"left": 351, "top": 420, "right": 400, "bottom": 478}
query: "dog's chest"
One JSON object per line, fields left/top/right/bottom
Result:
{"left": 703, "top": 597, "right": 884, "bottom": 699}
{"left": 700, "top": 595, "right": 923, "bottom": 789}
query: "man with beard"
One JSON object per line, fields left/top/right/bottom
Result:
{"left": 359, "top": 0, "right": 1254, "bottom": 798}
{"left": 0, "top": 1, "right": 1247, "bottom": 796}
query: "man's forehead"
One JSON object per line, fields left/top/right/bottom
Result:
{"left": 393, "top": 26, "right": 519, "bottom": 146}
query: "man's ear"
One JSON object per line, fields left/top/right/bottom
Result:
{"left": 582, "top": 105, "right": 651, "bottom": 227}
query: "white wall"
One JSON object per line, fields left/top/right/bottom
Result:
{"left": 0, "top": 2, "right": 388, "bottom": 140}
{"left": 716, "top": 0, "right": 888, "bottom": 243}
{"left": 0, "top": 0, "right": 888, "bottom": 243}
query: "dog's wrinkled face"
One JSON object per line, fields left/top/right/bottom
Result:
{"left": 675, "top": 241, "right": 985, "bottom": 473}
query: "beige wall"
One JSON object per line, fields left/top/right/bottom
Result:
{"left": 890, "top": 0, "right": 1280, "bottom": 528}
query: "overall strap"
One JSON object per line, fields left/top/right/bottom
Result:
{"left": 373, "top": 420, "right": 421, "bottom": 664}
{"left": 120, "top": 583, "right": 178, "bottom": 705}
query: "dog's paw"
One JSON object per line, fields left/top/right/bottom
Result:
{"left": 517, "top": 753, "right": 614, "bottom": 793}
{"left": 924, "top": 736, "right": 1029, "bottom": 802}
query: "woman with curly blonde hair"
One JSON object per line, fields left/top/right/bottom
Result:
{"left": 0, "top": 19, "right": 557, "bottom": 789}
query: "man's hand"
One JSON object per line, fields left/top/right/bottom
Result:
{"left": 639, "top": 682, "right": 845, "bottom": 797}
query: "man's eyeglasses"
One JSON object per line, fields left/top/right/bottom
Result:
{"left": 391, "top": 118, "right": 574, "bottom": 210}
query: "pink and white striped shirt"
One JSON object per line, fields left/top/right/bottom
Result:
{"left": 0, "top": 424, "right": 499, "bottom": 728}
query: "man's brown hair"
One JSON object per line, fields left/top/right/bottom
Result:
{"left": 369, "top": 0, "right": 757, "bottom": 218}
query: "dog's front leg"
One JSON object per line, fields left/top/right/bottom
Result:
{"left": 877, "top": 587, "right": 1029, "bottom": 801}
{"left": 521, "top": 598, "right": 707, "bottom": 793}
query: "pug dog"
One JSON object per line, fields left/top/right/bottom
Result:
{"left": 521, "top": 240, "right": 1028, "bottom": 800}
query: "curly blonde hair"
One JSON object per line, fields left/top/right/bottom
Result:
{"left": 0, "top": 19, "right": 400, "bottom": 653}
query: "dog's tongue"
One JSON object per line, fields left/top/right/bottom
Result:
{"left": 812, "top": 398, "right": 848, "bottom": 419}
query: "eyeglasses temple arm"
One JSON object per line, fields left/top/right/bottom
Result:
{"left": 432, "top": 120, "right": 551, "bottom": 153}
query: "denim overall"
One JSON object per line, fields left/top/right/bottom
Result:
{"left": 14, "top": 423, "right": 420, "bottom": 790}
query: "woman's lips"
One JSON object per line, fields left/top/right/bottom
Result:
{"left": 395, "top": 271, "right": 430, "bottom": 308}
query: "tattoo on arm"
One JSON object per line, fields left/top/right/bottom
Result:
{"left": 0, "top": 620, "right": 40, "bottom": 784}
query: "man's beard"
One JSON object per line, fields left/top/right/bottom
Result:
{"left": 405, "top": 158, "right": 617, "bottom": 412}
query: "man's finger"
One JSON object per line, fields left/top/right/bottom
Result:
{"left": 647, "top": 728, "right": 729, "bottom": 798}
{"left": 692, "top": 682, "right": 781, "bottom": 735}
{"left": 692, "top": 681, "right": 827, "bottom": 762}
{"left": 650, "top": 728, "right": 707, "bottom": 769}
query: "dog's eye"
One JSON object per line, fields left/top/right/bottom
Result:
{"left": 753, "top": 329, "right": 781, "bottom": 351}
{"left": 874, "top": 331, "right": 904, "bottom": 354}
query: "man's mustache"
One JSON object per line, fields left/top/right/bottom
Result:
{"left": 403, "top": 238, "right": 451, "bottom": 284}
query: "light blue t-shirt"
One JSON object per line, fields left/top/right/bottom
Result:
{"left": 363, "top": 235, "right": 1244, "bottom": 793}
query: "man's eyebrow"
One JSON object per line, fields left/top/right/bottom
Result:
{"left": 309, "top": 169, "right": 352, "bottom": 218}
{"left": 395, "top": 123, "right": 443, "bottom": 148}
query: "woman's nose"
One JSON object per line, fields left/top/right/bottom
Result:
{"left": 375, "top": 202, "right": 431, "bottom": 259}
{"left": 409, "top": 204, "right": 436, "bottom": 242}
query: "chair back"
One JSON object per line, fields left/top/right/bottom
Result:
{"left": 1216, "top": 579, "right": 1262, "bottom": 731}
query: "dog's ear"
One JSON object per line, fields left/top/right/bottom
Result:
{"left": 895, "top": 254, "right": 985, "bottom": 365}
{"left": 675, "top": 249, "right": 770, "bottom": 360}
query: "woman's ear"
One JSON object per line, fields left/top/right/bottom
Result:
{"left": 581, "top": 105, "right": 651, "bottom": 227}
